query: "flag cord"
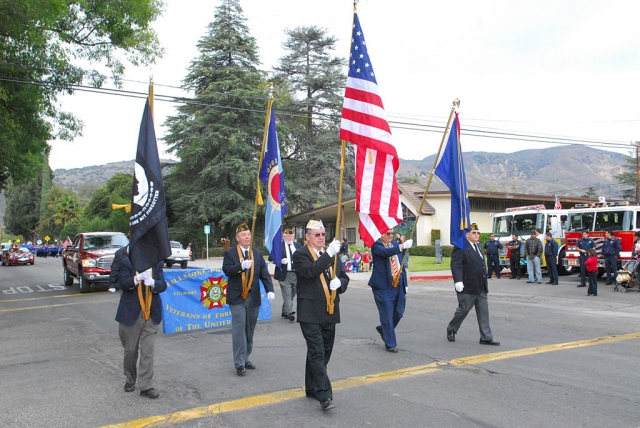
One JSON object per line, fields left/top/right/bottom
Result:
{"left": 248, "top": 92, "right": 274, "bottom": 269}
{"left": 393, "top": 98, "right": 459, "bottom": 286}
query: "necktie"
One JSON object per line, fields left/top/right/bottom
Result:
{"left": 287, "top": 244, "right": 293, "bottom": 271}
{"left": 244, "top": 250, "right": 249, "bottom": 261}
{"left": 388, "top": 243, "right": 400, "bottom": 278}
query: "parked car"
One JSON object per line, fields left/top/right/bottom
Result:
{"left": 62, "top": 232, "right": 128, "bottom": 293}
{"left": 165, "top": 241, "right": 191, "bottom": 268}
{"left": 2, "top": 247, "right": 35, "bottom": 266}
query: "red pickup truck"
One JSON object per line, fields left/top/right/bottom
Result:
{"left": 62, "top": 232, "right": 128, "bottom": 293}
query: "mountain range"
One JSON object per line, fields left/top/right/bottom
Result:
{"left": 0, "top": 146, "right": 631, "bottom": 228}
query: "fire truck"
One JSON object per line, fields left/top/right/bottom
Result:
{"left": 562, "top": 199, "right": 639, "bottom": 274}
{"left": 491, "top": 204, "right": 570, "bottom": 274}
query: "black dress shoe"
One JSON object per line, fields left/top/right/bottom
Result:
{"left": 140, "top": 388, "right": 159, "bottom": 399}
{"left": 236, "top": 366, "right": 246, "bottom": 376}
{"left": 288, "top": 314, "right": 295, "bottom": 322}
{"left": 479, "top": 339, "right": 500, "bottom": 346}
{"left": 320, "top": 398, "right": 335, "bottom": 410}
{"left": 305, "top": 392, "right": 317, "bottom": 399}
{"left": 577, "top": 284, "right": 586, "bottom": 287}
{"left": 447, "top": 330, "right": 455, "bottom": 342}
{"left": 546, "top": 281, "right": 553, "bottom": 284}
{"left": 509, "top": 276, "right": 515, "bottom": 279}
{"left": 281, "top": 314, "right": 288, "bottom": 319}
{"left": 386, "top": 347, "right": 398, "bottom": 353}
{"left": 375, "top": 325, "right": 384, "bottom": 341}
{"left": 552, "top": 282, "right": 558, "bottom": 285}
{"left": 124, "top": 383, "right": 135, "bottom": 392}
{"left": 245, "top": 361, "right": 256, "bottom": 370}
{"left": 516, "top": 277, "right": 521, "bottom": 280}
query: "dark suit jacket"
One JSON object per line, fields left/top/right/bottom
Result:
{"left": 293, "top": 245, "right": 349, "bottom": 324}
{"left": 115, "top": 256, "right": 167, "bottom": 326}
{"left": 223, "top": 246, "right": 274, "bottom": 307}
{"left": 451, "top": 239, "right": 488, "bottom": 295}
{"left": 270, "top": 241, "right": 302, "bottom": 281}
{"left": 368, "top": 239, "right": 407, "bottom": 291}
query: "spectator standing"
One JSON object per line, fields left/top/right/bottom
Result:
{"left": 544, "top": 232, "right": 559, "bottom": 285}
{"left": 585, "top": 248, "right": 598, "bottom": 296}
{"left": 523, "top": 231, "right": 543, "bottom": 284}
{"left": 362, "top": 250, "right": 371, "bottom": 272}
{"left": 507, "top": 234, "right": 522, "bottom": 280}
{"left": 576, "top": 231, "right": 596, "bottom": 288}
{"left": 483, "top": 234, "right": 503, "bottom": 279}
{"left": 601, "top": 230, "right": 621, "bottom": 285}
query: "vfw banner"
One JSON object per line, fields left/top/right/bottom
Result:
{"left": 162, "top": 268, "right": 273, "bottom": 334}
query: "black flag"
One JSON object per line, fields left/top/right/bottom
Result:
{"left": 128, "top": 99, "right": 171, "bottom": 273}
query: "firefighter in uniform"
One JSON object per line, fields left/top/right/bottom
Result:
{"left": 507, "top": 234, "right": 522, "bottom": 279}
{"left": 601, "top": 230, "right": 621, "bottom": 285}
{"left": 577, "top": 231, "right": 595, "bottom": 288}
{"left": 483, "top": 234, "right": 503, "bottom": 279}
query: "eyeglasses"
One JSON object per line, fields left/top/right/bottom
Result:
{"left": 312, "top": 232, "right": 326, "bottom": 237}
{"left": 470, "top": 231, "right": 481, "bottom": 235}
{"left": 384, "top": 232, "right": 394, "bottom": 236}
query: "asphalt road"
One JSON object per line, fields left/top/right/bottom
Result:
{"left": 1, "top": 257, "right": 639, "bottom": 428}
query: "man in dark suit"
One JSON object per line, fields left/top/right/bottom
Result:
{"left": 293, "top": 219, "right": 349, "bottom": 411}
{"left": 270, "top": 228, "right": 302, "bottom": 321}
{"left": 222, "top": 223, "right": 275, "bottom": 376}
{"left": 446, "top": 223, "right": 499, "bottom": 346}
{"left": 115, "top": 245, "right": 167, "bottom": 398}
{"left": 369, "top": 229, "right": 413, "bottom": 353}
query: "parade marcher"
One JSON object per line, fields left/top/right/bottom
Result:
{"left": 115, "top": 246, "right": 167, "bottom": 398}
{"left": 585, "top": 248, "right": 599, "bottom": 296}
{"left": 369, "top": 229, "right": 413, "bottom": 353}
{"left": 577, "top": 231, "right": 596, "bottom": 288}
{"left": 507, "top": 234, "right": 522, "bottom": 279}
{"left": 109, "top": 244, "right": 127, "bottom": 293}
{"left": 523, "top": 230, "right": 543, "bottom": 284}
{"left": 544, "top": 231, "right": 559, "bottom": 285}
{"left": 270, "top": 228, "right": 301, "bottom": 322}
{"left": 292, "top": 219, "right": 349, "bottom": 411}
{"left": 483, "top": 233, "right": 503, "bottom": 279}
{"left": 222, "top": 223, "right": 275, "bottom": 376}
{"left": 446, "top": 224, "right": 499, "bottom": 346}
{"left": 601, "top": 230, "right": 621, "bottom": 285}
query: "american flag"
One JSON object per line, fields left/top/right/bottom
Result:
{"left": 554, "top": 195, "right": 562, "bottom": 210}
{"left": 340, "top": 11, "right": 402, "bottom": 247}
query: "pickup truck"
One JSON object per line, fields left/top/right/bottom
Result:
{"left": 165, "top": 241, "right": 191, "bottom": 268}
{"left": 62, "top": 232, "right": 128, "bottom": 293}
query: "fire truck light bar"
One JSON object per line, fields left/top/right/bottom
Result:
{"left": 505, "top": 204, "right": 547, "bottom": 212}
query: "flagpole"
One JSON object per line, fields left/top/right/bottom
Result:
{"left": 249, "top": 87, "right": 275, "bottom": 258}
{"left": 393, "top": 99, "right": 460, "bottom": 286}
{"left": 330, "top": 0, "right": 359, "bottom": 308}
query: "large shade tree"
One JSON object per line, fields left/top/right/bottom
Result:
{"left": 0, "top": 0, "right": 164, "bottom": 189}
{"left": 163, "top": 0, "right": 267, "bottom": 243}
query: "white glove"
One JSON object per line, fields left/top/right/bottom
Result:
{"left": 144, "top": 277, "right": 155, "bottom": 287}
{"left": 402, "top": 239, "right": 413, "bottom": 250}
{"left": 329, "top": 278, "right": 341, "bottom": 290}
{"left": 454, "top": 282, "right": 464, "bottom": 292}
{"left": 108, "top": 287, "right": 116, "bottom": 293}
{"left": 241, "top": 260, "right": 253, "bottom": 270}
{"left": 281, "top": 258, "right": 289, "bottom": 265}
{"left": 326, "top": 240, "right": 341, "bottom": 257}
{"left": 267, "top": 291, "right": 275, "bottom": 301}
{"left": 135, "top": 270, "right": 151, "bottom": 283}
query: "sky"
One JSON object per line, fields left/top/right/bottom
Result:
{"left": 48, "top": 0, "right": 640, "bottom": 170}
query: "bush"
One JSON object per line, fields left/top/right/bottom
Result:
{"left": 409, "top": 245, "right": 453, "bottom": 257}
{"left": 431, "top": 229, "right": 440, "bottom": 244}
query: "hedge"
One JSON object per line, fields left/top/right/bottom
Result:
{"left": 409, "top": 245, "right": 454, "bottom": 257}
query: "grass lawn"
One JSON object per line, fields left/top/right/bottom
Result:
{"left": 408, "top": 256, "right": 451, "bottom": 272}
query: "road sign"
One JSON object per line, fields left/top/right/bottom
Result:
{"left": 204, "top": 225, "right": 210, "bottom": 235}
{"left": 44, "top": 236, "right": 50, "bottom": 242}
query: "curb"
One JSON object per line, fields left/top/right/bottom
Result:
{"left": 410, "top": 275, "right": 453, "bottom": 281}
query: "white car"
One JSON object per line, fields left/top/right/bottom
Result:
{"left": 164, "top": 241, "right": 191, "bottom": 268}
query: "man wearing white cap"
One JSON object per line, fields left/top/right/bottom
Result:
{"left": 292, "top": 219, "right": 349, "bottom": 411}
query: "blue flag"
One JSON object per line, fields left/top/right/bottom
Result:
{"left": 434, "top": 113, "right": 471, "bottom": 249}
{"left": 259, "top": 105, "right": 286, "bottom": 268}
{"left": 128, "top": 99, "right": 172, "bottom": 272}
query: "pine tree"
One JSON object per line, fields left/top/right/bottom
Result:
{"left": 615, "top": 150, "right": 636, "bottom": 201}
{"left": 273, "top": 26, "right": 354, "bottom": 212}
{"left": 164, "top": 0, "right": 267, "bottom": 242}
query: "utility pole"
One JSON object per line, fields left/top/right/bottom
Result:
{"left": 636, "top": 141, "right": 640, "bottom": 205}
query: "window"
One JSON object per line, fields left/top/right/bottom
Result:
{"left": 569, "top": 212, "right": 594, "bottom": 232}
{"left": 594, "top": 210, "right": 632, "bottom": 231}
{"left": 346, "top": 228, "right": 356, "bottom": 244}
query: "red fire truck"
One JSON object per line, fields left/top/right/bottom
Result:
{"left": 562, "top": 199, "right": 640, "bottom": 275}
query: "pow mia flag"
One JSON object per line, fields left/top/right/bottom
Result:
{"left": 129, "top": 99, "right": 171, "bottom": 273}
